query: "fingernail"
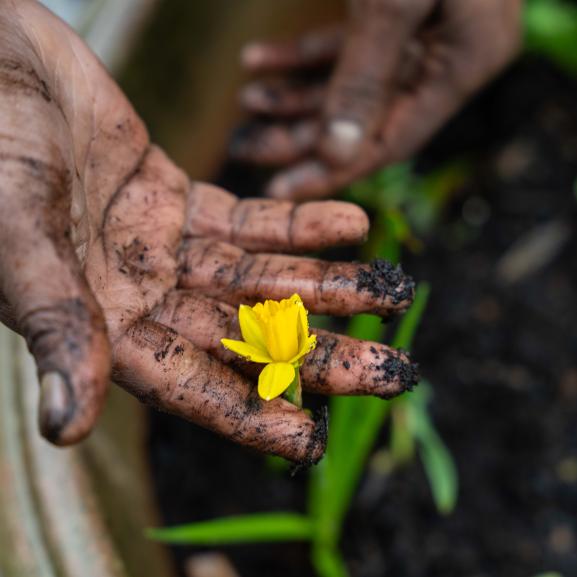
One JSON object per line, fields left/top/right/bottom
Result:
{"left": 229, "top": 124, "right": 255, "bottom": 159}
{"left": 324, "top": 119, "right": 363, "bottom": 163}
{"left": 39, "top": 371, "right": 73, "bottom": 443}
{"left": 240, "top": 84, "right": 265, "bottom": 107}
{"left": 241, "top": 44, "right": 264, "bottom": 68}
{"left": 267, "top": 161, "right": 328, "bottom": 200}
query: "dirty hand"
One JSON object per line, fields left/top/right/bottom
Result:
{"left": 0, "top": 0, "right": 416, "bottom": 463}
{"left": 234, "top": 0, "right": 522, "bottom": 200}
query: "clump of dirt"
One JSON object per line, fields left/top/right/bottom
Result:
{"left": 375, "top": 353, "right": 420, "bottom": 395}
{"left": 356, "top": 259, "right": 415, "bottom": 305}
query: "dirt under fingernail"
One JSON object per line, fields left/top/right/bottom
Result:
{"left": 356, "top": 258, "right": 415, "bottom": 306}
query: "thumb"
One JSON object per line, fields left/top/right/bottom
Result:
{"left": 319, "top": 0, "right": 434, "bottom": 164}
{"left": 0, "top": 156, "right": 110, "bottom": 446}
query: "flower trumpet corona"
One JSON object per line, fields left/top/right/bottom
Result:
{"left": 221, "top": 294, "right": 316, "bottom": 406}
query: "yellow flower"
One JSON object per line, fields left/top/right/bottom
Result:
{"left": 221, "top": 294, "right": 316, "bottom": 401}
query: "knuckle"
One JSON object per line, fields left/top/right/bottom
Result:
{"left": 0, "top": 58, "right": 53, "bottom": 103}
{"left": 442, "top": 1, "right": 522, "bottom": 92}
{"left": 0, "top": 153, "right": 69, "bottom": 202}
{"left": 450, "top": 39, "right": 517, "bottom": 99}
{"left": 423, "top": 43, "right": 477, "bottom": 102}
{"left": 20, "top": 298, "right": 100, "bottom": 371}
{"left": 328, "top": 74, "right": 385, "bottom": 122}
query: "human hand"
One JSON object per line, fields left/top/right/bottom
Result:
{"left": 234, "top": 0, "right": 522, "bottom": 200}
{"left": 0, "top": 0, "right": 415, "bottom": 463}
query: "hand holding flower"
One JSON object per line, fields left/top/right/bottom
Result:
{"left": 0, "top": 0, "right": 418, "bottom": 465}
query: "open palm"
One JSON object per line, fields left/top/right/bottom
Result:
{"left": 0, "top": 0, "right": 416, "bottom": 462}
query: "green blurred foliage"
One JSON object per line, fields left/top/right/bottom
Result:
{"left": 525, "top": 0, "right": 577, "bottom": 75}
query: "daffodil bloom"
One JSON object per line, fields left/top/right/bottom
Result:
{"left": 221, "top": 294, "right": 316, "bottom": 404}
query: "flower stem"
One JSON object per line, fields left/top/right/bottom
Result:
{"left": 284, "top": 368, "right": 302, "bottom": 408}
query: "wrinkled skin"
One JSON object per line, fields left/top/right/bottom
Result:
{"left": 234, "top": 0, "right": 523, "bottom": 200}
{"left": 0, "top": 0, "right": 416, "bottom": 463}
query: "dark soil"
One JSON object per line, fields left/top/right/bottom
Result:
{"left": 356, "top": 259, "right": 415, "bottom": 305}
{"left": 148, "top": 56, "right": 577, "bottom": 577}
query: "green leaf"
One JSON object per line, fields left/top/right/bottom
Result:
{"left": 310, "top": 282, "right": 431, "bottom": 547}
{"left": 418, "top": 427, "right": 459, "bottom": 515}
{"left": 389, "top": 399, "right": 416, "bottom": 465}
{"left": 312, "top": 544, "right": 350, "bottom": 577}
{"left": 345, "top": 163, "right": 413, "bottom": 213}
{"left": 146, "top": 513, "right": 313, "bottom": 545}
{"left": 326, "top": 311, "right": 386, "bottom": 486}
{"left": 408, "top": 160, "right": 470, "bottom": 235}
{"left": 265, "top": 454, "right": 292, "bottom": 473}
{"left": 392, "top": 282, "right": 431, "bottom": 350}
{"left": 309, "top": 315, "right": 334, "bottom": 330}
{"left": 407, "top": 385, "right": 459, "bottom": 515}
{"left": 326, "top": 397, "right": 392, "bottom": 538}
{"left": 346, "top": 313, "right": 384, "bottom": 343}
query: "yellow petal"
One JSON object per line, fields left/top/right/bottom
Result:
{"left": 251, "top": 302, "right": 266, "bottom": 321}
{"left": 221, "top": 339, "right": 272, "bottom": 363}
{"left": 264, "top": 299, "right": 280, "bottom": 316}
{"left": 258, "top": 362, "right": 296, "bottom": 401}
{"left": 296, "top": 297, "right": 309, "bottom": 350}
{"left": 238, "top": 305, "right": 267, "bottom": 351}
{"left": 263, "top": 300, "right": 300, "bottom": 361}
{"left": 290, "top": 333, "right": 317, "bottom": 365}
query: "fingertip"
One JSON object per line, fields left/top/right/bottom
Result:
{"left": 230, "top": 122, "right": 317, "bottom": 166}
{"left": 301, "top": 334, "right": 419, "bottom": 399}
{"left": 308, "top": 405, "right": 329, "bottom": 464}
{"left": 266, "top": 174, "right": 294, "bottom": 200}
{"left": 241, "top": 43, "right": 267, "bottom": 69}
{"left": 239, "top": 83, "right": 265, "bottom": 109}
{"left": 266, "top": 161, "right": 331, "bottom": 201}
{"left": 356, "top": 259, "right": 416, "bottom": 314}
{"left": 320, "top": 119, "right": 364, "bottom": 165}
{"left": 38, "top": 371, "right": 74, "bottom": 445}
{"left": 38, "top": 367, "right": 108, "bottom": 446}
{"left": 288, "top": 405, "right": 328, "bottom": 467}
{"left": 330, "top": 201, "right": 370, "bottom": 243}
{"left": 30, "top": 301, "right": 111, "bottom": 446}
{"left": 291, "top": 201, "right": 370, "bottom": 250}
{"left": 374, "top": 350, "right": 420, "bottom": 399}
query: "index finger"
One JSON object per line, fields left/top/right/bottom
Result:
{"left": 185, "top": 183, "right": 369, "bottom": 253}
